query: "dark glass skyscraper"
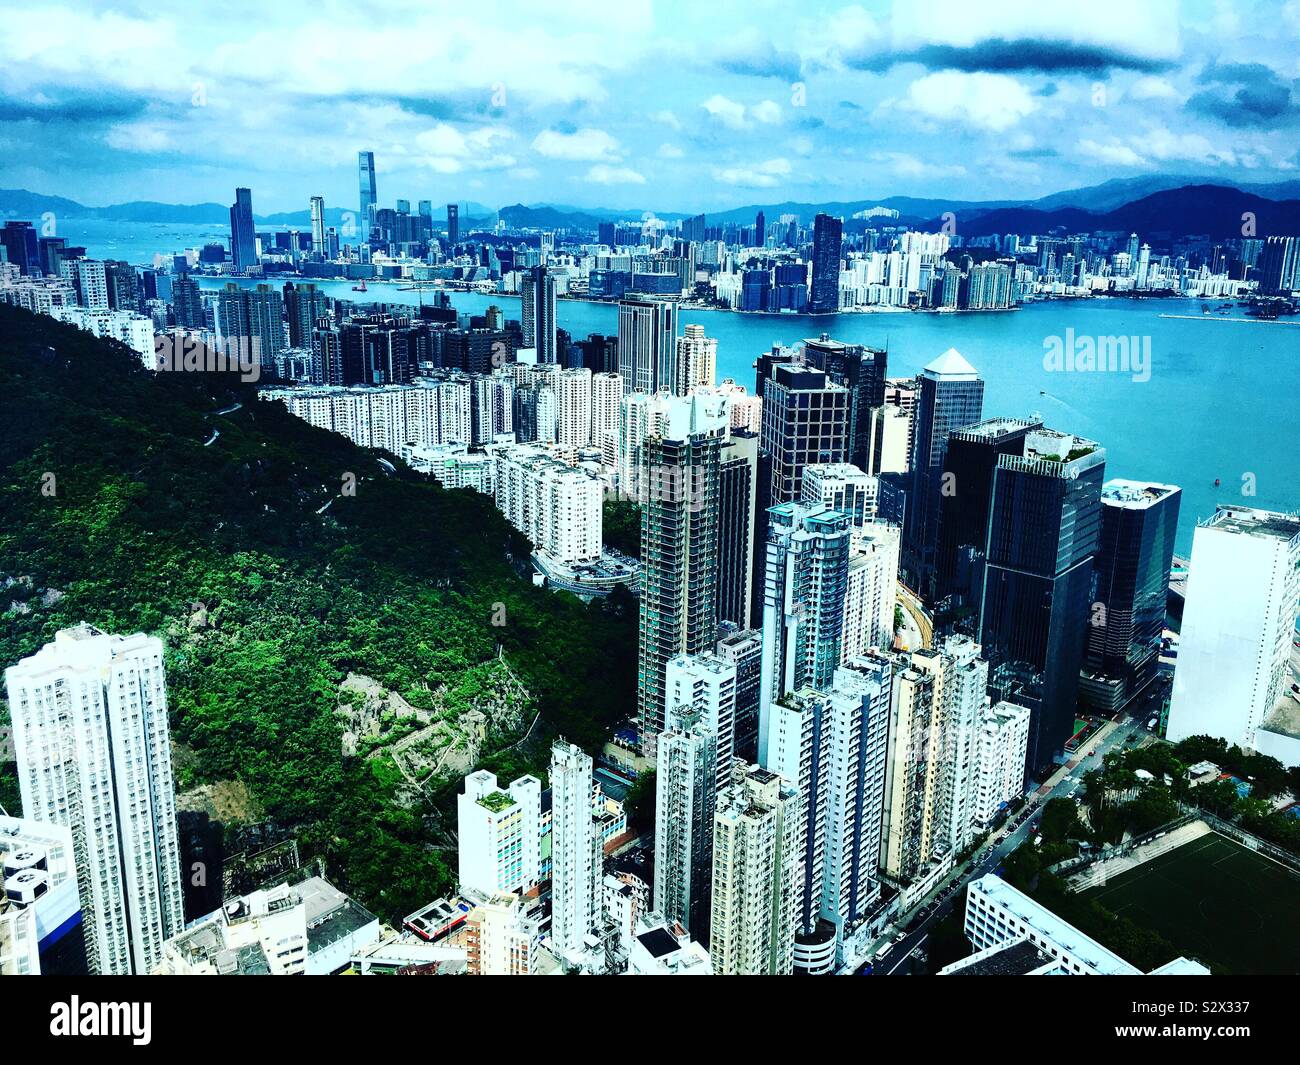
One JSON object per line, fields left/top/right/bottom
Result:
{"left": 446, "top": 203, "right": 459, "bottom": 247}
{"left": 1079, "top": 480, "right": 1181, "bottom": 715}
{"left": 228, "top": 187, "right": 257, "bottom": 274}
{"left": 758, "top": 363, "right": 850, "bottom": 504}
{"left": 802, "top": 334, "right": 887, "bottom": 471}
{"left": 977, "top": 428, "right": 1106, "bottom": 777}
{"left": 808, "top": 213, "right": 842, "bottom": 314}
{"left": 934, "top": 417, "right": 1042, "bottom": 612}
{"left": 521, "top": 266, "right": 557, "bottom": 363}
{"left": 904, "top": 348, "right": 984, "bottom": 597}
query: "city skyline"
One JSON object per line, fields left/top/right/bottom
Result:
{"left": 5, "top": 2, "right": 1300, "bottom": 212}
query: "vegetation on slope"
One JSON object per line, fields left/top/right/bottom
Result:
{"left": 0, "top": 306, "right": 636, "bottom": 921}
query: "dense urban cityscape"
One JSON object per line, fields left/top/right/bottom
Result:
{"left": 0, "top": 3, "right": 1298, "bottom": 1035}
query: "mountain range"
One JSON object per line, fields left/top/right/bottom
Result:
{"left": 5, "top": 176, "right": 1300, "bottom": 238}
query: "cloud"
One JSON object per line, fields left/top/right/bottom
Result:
{"left": 1128, "top": 76, "right": 1178, "bottom": 101}
{"left": 413, "top": 124, "right": 516, "bottom": 173}
{"left": 657, "top": 143, "right": 684, "bottom": 159}
{"left": 531, "top": 127, "right": 622, "bottom": 161}
{"left": 868, "top": 151, "right": 967, "bottom": 180}
{"left": 714, "top": 31, "right": 802, "bottom": 80}
{"left": 892, "top": 71, "right": 1037, "bottom": 131}
{"left": 1186, "top": 61, "right": 1299, "bottom": 127}
{"left": 701, "top": 94, "right": 749, "bottom": 129}
{"left": 585, "top": 164, "right": 645, "bottom": 185}
{"left": 713, "top": 157, "right": 792, "bottom": 187}
{"left": 751, "top": 100, "right": 782, "bottom": 124}
{"left": 104, "top": 122, "right": 172, "bottom": 153}
{"left": 1077, "top": 138, "right": 1147, "bottom": 167}
{"left": 649, "top": 109, "right": 680, "bottom": 129}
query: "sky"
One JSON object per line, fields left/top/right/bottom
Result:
{"left": 2, "top": 0, "right": 1300, "bottom": 214}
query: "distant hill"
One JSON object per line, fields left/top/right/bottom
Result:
{"left": 928, "top": 185, "right": 1300, "bottom": 238}
{"left": 0, "top": 304, "right": 636, "bottom": 922}
{"left": 7, "top": 175, "right": 1300, "bottom": 237}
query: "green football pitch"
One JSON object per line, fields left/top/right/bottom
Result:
{"left": 1080, "top": 832, "right": 1300, "bottom": 975}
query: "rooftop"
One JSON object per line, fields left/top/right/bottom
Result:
{"left": 1102, "top": 479, "right": 1181, "bottom": 509}
{"left": 922, "top": 347, "right": 979, "bottom": 379}
{"left": 941, "top": 937, "right": 1056, "bottom": 976}
{"left": 1203, "top": 506, "right": 1300, "bottom": 541}
{"left": 950, "top": 417, "right": 1041, "bottom": 442}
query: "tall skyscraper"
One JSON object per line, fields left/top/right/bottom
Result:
{"left": 521, "top": 266, "right": 557, "bottom": 363}
{"left": 808, "top": 213, "right": 843, "bottom": 314}
{"left": 759, "top": 363, "right": 850, "bottom": 504}
{"left": 1167, "top": 507, "right": 1300, "bottom": 753}
{"left": 904, "top": 348, "right": 985, "bottom": 595}
{"left": 710, "top": 764, "right": 803, "bottom": 976}
{"left": 171, "top": 272, "right": 205, "bottom": 329}
{"left": 758, "top": 504, "right": 852, "bottom": 763}
{"left": 446, "top": 203, "right": 460, "bottom": 247}
{"left": 617, "top": 298, "right": 679, "bottom": 394}
{"left": 933, "top": 417, "right": 1042, "bottom": 609}
{"left": 637, "top": 399, "right": 725, "bottom": 751}
{"left": 754, "top": 210, "right": 766, "bottom": 247}
{"left": 665, "top": 652, "right": 737, "bottom": 793}
{"left": 653, "top": 706, "right": 717, "bottom": 939}
{"left": 717, "top": 431, "right": 760, "bottom": 628}
{"left": 358, "top": 151, "right": 377, "bottom": 226}
{"left": 674, "top": 323, "right": 717, "bottom": 395}
{"left": 5, "top": 626, "right": 184, "bottom": 975}
{"left": 1079, "top": 480, "right": 1181, "bottom": 715}
{"left": 549, "top": 740, "right": 601, "bottom": 957}
{"left": 978, "top": 428, "right": 1106, "bottom": 776}
{"left": 228, "top": 187, "right": 257, "bottom": 274}
{"left": 283, "top": 281, "right": 328, "bottom": 350}
{"left": 802, "top": 335, "right": 887, "bottom": 470}
{"left": 309, "top": 195, "right": 326, "bottom": 256}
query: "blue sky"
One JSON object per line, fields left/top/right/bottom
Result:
{"left": 2, "top": 0, "right": 1299, "bottom": 213}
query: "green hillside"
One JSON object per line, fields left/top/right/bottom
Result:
{"left": 0, "top": 305, "right": 637, "bottom": 921}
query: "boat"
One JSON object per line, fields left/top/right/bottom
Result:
{"left": 351, "top": 279, "right": 368, "bottom": 292}
{"left": 1214, "top": 478, "right": 1221, "bottom": 487}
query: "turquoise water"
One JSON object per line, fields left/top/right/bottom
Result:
{"left": 195, "top": 277, "right": 1298, "bottom": 556}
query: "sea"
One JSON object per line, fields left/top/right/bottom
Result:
{"left": 60, "top": 219, "right": 1300, "bottom": 558}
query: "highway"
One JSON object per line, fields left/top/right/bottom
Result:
{"left": 864, "top": 713, "right": 1153, "bottom": 975}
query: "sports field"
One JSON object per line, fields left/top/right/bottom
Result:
{"left": 1080, "top": 832, "right": 1300, "bottom": 975}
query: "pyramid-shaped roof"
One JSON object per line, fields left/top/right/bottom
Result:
{"left": 924, "top": 347, "right": 979, "bottom": 377}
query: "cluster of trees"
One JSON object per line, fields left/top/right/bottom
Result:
{"left": 0, "top": 307, "right": 637, "bottom": 922}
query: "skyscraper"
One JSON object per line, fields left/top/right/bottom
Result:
{"left": 653, "top": 707, "right": 717, "bottom": 939}
{"left": 1167, "top": 507, "right": 1300, "bottom": 753}
{"left": 358, "top": 151, "right": 377, "bottom": 226}
{"left": 674, "top": 323, "right": 717, "bottom": 395}
{"left": 717, "top": 431, "right": 760, "bottom": 628}
{"left": 637, "top": 396, "right": 726, "bottom": 752}
{"left": 228, "top": 187, "right": 257, "bottom": 274}
{"left": 1079, "top": 480, "right": 1181, "bottom": 715}
{"left": 808, "top": 213, "right": 843, "bottom": 314}
{"left": 549, "top": 740, "right": 601, "bottom": 957}
{"left": 754, "top": 210, "right": 766, "bottom": 247}
{"left": 759, "top": 363, "right": 850, "bottom": 504}
{"left": 521, "top": 266, "right": 557, "bottom": 363}
{"left": 446, "top": 203, "right": 460, "bottom": 247}
{"left": 758, "top": 504, "right": 852, "bottom": 763}
{"left": 309, "top": 195, "right": 326, "bottom": 256}
{"left": 5, "top": 626, "right": 184, "bottom": 974}
{"left": 457, "top": 770, "right": 542, "bottom": 896}
{"left": 617, "top": 298, "right": 679, "bottom": 394}
{"left": 802, "top": 334, "right": 887, "bottom": 470}
{"left": 709, "top": 764, "right": 803, "bottom": 976}
{"left": 978, "top": 428, "right": 1106, "bottom": 776}
{"left": 904, "top": 348, "right": 985, "bottom": 595}
{"left": 933, "top": 417, "right": 1042, "bottom": 609}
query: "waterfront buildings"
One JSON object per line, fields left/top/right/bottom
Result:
{"left": 675, "top": 323, "right": 717, "bottom": 394}
{"left": 808, "top": 213, "right": 843, "bottom": 314}
{"left": 358, "top": 151, "right": 377, "bottom": 224}
{"left": 229, "top": 187, "right": 257, "bottom": 274}
{"left": 522, "top": 266, "right": 557, "bottom": 363}
{"left": 5, "top": 626, "right": 185, "bottom": 975}
{"left": 618, "top": 298, "right": 678, "bottom": 394}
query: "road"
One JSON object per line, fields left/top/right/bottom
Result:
{"left": 865, "top": 714, "right": 1151, "bottom": 975}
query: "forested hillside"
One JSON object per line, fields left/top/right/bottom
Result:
{"left": 0, "top": 306, "right": 636, "bottom": 921}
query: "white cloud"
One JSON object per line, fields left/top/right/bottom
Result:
{"left": 414, "top": 124, "right": 516, "bottom": 173}
{"left": 649, "top": 109, "right": 681, "bottom": 128}
{"left": 751, "top": 99, "right": 782, "bottom": 124}
{"left": 658, "top": 142, "right": 684, "bottom": 158}
{"left": 1128, "top": 76, "right": 1178, "bottom": 101}
{"left": 713, "top": 157, "right": 792, "bottom": 187}
{"left": 104, "top": 122, "right": 172, "bottom": 153}
{"left": 869, "top": 151, "right": 967, "bottom": 179}
{"left": 894, "top": 71, "right": 1037, "bottom": 131}
{"left": 1077, "top": 138, "right": 1147, "bottom": 167}
{"left": 701, "top": 94, "right": 749, "bottom": 129}
{"left": 586, "top": 164, "right": 645, "bottom": 184}
{"left": 531, "top": 127, "right": 622, "bottom": 162}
